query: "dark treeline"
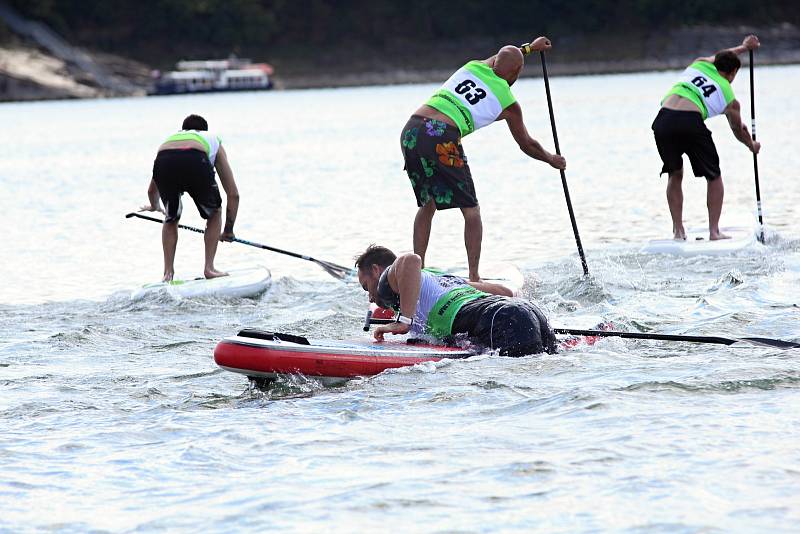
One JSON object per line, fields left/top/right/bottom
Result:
{"left": 8, "top": 0, "right": 799, "bottom": 68}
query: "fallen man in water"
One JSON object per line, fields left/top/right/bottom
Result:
{"left": 355, "top": 244, "right": 557, "bottom": 356}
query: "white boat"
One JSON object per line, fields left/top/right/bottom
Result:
{"left": 640, "top": 226, "right": 757, "bottom": 256}
{"left": 149, "top": 57, "right": 274, "bottom": 95}
{"left": 131, "top": 266, "right": 272, "bottom": 300}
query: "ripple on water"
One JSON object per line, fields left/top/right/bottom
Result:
{"left": 621, "top": 372, "right": 800, "bottom": 394}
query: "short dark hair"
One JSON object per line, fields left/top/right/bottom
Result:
{"left": 354, "top": 244, "right": 396, "bottom": 270}
{"left": 182, "top": 114, "right": 208, "bottom": 131}
{"left": 714, "top": 51, "right": 741, "bottom": 74}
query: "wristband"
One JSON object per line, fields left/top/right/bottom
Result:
{"left": 397, "top": 315, "right": 414, "bottom": 326}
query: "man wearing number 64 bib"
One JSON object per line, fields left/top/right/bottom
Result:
{"left": 401, "top": 37, "right": 566, "bottom": 282}
{"left": 652, "top": 35, "right": 761, "bottom": 241}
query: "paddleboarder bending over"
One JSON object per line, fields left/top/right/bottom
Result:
{"left": 401, "top": 37, "right": 566, "bottom": 282}
{"left": 140, "top": 114, "right": 240, "bottom": 281}
{"left": 652, "top": 35, "right": 761, "bottom": 241}
{"left": 355, "top": 245, "right": 557, "bottom": 356}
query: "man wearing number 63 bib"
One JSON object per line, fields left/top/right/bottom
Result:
{"left": 652, "top": 35, "right": 761, "bottom": 241}
{"left": 401, "top": 37, "right": 566, "bottom": 282}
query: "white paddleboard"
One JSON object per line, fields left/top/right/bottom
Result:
{"left": 640, "top": 226, "right": 756, "bottom": 256}
{"left": 131, "top": 266, "right": 272, "bottom": 300}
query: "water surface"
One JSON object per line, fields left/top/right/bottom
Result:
{"left": 1, "top": 66, "right": 799, "bottom": 532}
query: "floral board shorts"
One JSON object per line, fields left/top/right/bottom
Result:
{"left": 400, "top": 115, "right": 478, "bottom": 209}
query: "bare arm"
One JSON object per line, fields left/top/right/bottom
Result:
{"left": 519, "top": 36, "right": 552, "bottom": 56}
{"left": 469, "top": 280, "right": 513, "bottom": 297}
{"left": 139, "top": 179, "right": 164, "bottom": 213}
{"left": 214, "top": 145, "right": 239, "bottom": 239}
{"left": 387, "top": 254, "right": 422, "bottom": 322}
{"left": 695, "top": 34, "right": 760, "bottom": 63}
{"left": 724, "top": 100, "right": 760, "bottom": 154}
{"left": 373, "top": 254, "right": 422, "bottom": 340}
{"left": 488, "top": 37, "right": 552, "bottom": 65}
{"left": 500, "top": 102, "right": 566, "bottom": 170}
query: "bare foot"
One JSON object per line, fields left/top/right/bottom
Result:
{"left": 204, "top": 269, "right": 229, "bottom": 279}
{"left": 673, "top": 233, "right": 686, "bottom": 241}
{"left": 673, "top": 226, "right": 686, "bottom": 240}
{"left": 162, "top": 271, "right": 174, "bottom": 282}
{"left": 710, "top": 232, "right": 731, "bottom": 241}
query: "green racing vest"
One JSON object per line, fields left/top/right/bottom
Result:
{"left": 663, "top": 61, "right": 735, "bottom": 120}
{"left": 426, "top": 60, "right": 517, "bottom": 137}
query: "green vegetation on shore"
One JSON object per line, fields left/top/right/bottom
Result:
{"left": 8, "top": 0, "right": 800, "bottom": 71}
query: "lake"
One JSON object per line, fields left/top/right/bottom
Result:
{"left": 1, "top": 64, "right": 798, "bottom": 531}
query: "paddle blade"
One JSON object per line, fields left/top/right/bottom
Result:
{"left": 317, "top": 260, "right": 356, "bottom": 281}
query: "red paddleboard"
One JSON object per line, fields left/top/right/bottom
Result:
{"left": 214, "top": 330, "right": 473, "bottom": 384}
{"left": 214, "top": 322, "right": 612, "bottom": 384}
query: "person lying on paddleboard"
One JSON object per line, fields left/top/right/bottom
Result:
{"left": 355, "top": 245, "right": 557, "bottom": 356}
{"left": 140, "top": 114, "right": 240, "bottom": 282}
{"left": 652, "top": 35, "right": 761, "bottom": 241}
{"left": 401, "top": 36, "right": 566, "bottom": 283}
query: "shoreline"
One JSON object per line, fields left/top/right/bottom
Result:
{"left": 2, "top": 23, "right": 800, "bottom": 101}
{"left": 274, "top": 53, "right": 800, "bottom": 91}
{"left": 5, "top": 53, "right": 800, "bottom": 102}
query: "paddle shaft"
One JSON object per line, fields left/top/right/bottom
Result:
{"left": 749, "top": 49, "right": 765, "bottom": 243}
{"left": 554, "top": 328, "right": 800, "bottom": 349}
{"left": 362, "top": 320, "right": 800, "bottom": 349}
{"left": 539, "top": 51, "right": 589, "bottom": 276}
{"left": 126, "top": 212, "right": 353, "bottom": 279}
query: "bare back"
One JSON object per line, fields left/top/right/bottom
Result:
{"left": 158, "top": 139, "right": 207, "bottom": 153}
{"left": 412, "top": 104, "right": 458, "bottom": 129}
{"left": 661, "top": 93, "right": 703, "bottom": 114}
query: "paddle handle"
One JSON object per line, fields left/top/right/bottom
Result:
{"left": 519, "top": 37, "right": 551, "bottom": 56}
{"left": 363, "top": 309, "right": 398, "bottom": 331}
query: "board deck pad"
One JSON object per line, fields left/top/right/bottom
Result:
{"left": 640, "top": 226, "right": 756, "bottom": 256}
{"left": 131, "top": 266, "right": 271, "bottom": 300}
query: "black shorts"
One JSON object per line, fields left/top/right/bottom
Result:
{"left": 152, "top": 149, "right": 222, "bottom": 223}
{"left": 652, "top": 108, "right": 721, "bottom": 180}
{"left": 400, "top": 115, "right": 478, "bottom": 210}
{"left": 452, "top": 296, "right": 557, "bottom": 356}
